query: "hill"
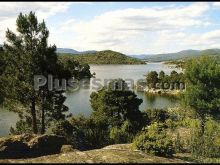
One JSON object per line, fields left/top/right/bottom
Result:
{"left": 130, "top": 49, "right": 220, "bottom": 62}
{"left": 58, "top": 50, "right": 145, "bottom": 64}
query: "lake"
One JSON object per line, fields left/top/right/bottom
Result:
{"left": 0, "top": 62, "right": 181, "bottom": 136}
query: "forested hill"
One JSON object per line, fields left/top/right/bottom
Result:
{"left": 58, "top": 50, "right": 145, "bottom": 64}
{"left": 131, "top": 49, "right": 220, "bottom": 62}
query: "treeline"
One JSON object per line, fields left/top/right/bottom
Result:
{"left": 58, "top": 50, "right": 145, "bottom": 65}
{"left": 145, "top": 70, "right": 185, "bottom": 90}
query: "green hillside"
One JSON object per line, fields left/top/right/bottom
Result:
{"left": 58, "top": 50, "right": 145, "bottom": 64}
{"left": 142, "top": 49, "right": 220, "bottom": 62}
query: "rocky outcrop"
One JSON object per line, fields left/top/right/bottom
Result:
{"left": 28, "top": 134, "right": 67, "bottom": 156}
{"left": 0, "top": 134, "right": 67, "bottom": 159}
{"left": 0, "top": 144, "right": 191, "bottom": 163}
{"left": 0, "top": 136, "right": 30, "bottom": 159}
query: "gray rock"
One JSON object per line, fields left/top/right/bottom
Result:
{"left": 0, "top": 137, "right": 30, "bottom": 159}
{"left": 28, "top": 134, "right": 67, "bottom": 156}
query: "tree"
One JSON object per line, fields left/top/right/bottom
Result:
{"left": 146, "top": 71, "right": 158, "bottom": 88}
{"left": 2, "top": 12, "right": 47, "bottom": 133}
{"left": 90, "top": 79, "right": 144, "bottom": 135}
{"left": 183, "top": 55, "right": 220, "bottom": 134}
{"left": 159, "top": 71, "right": 165, "bottom": 82}
{"left": 1, "top": 12, "right": 85, "bottom": 134}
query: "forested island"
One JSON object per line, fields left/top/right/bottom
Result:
{"left": 136, "top": 70, "right": 185, "bottom": 95}
{"left": 0, "top": 12, "right": 220, "bottom": 164}
{"left": 58, "top": 50, "right": 145, "bottom": 65}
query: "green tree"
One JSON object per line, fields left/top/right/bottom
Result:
{"left": 183, "top": 56, "right": 220, "bottom": 134}
{"left": 159, "top": 71, "right": 165, "bottom": 82}
{"left": 146, "top": 71, "right": 158, "bottom": 88}
{"left": 90, "top": 79, "right": 143, "bottom": 130}
{"left": 90, "top": 79, "right": 145, "bottom": 145}
{"left": 0, "top": 12, "right": 83, "bottom": 134}
{"left": 2, "top": 12, "right": 47, "bottom": 133}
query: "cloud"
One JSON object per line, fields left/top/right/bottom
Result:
{"left": 212, "top": 2, "right": 220, "bottom": 7}
{"left": 1, "top": 2, "right": 218, "bottom": 54}
{"left": 60, "top": 2, "right": 211, "bottom": 54}
{"left": 0, "top": 2, "right": 83, "bottom": 43}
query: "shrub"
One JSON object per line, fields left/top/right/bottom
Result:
{"left": 190, "top": 119, "right": 220, "bottom": 159}
{"left": 70, "top": 116, "right": 111, "bottom": 149}
{"left": 145, "top": 108, "right": 170, "bottom": 124}
{"left": 132, "top": 122, "right": 175, "bottom": 157}
{"left": 51, "top": 120, "right": 87, "bottom": 150}
{"left": 173, "top": 132, "right": 184, "bottom": 153}
{"left": 110, "top": 120, "right": 135, "bottom": 143}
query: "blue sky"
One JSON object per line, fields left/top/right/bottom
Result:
{"left": 1, "top": 2, "right": 220, "bottom": 55}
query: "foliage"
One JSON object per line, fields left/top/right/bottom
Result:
{"left": 144, "top": 108, "right": 170, "bottom": 124}
{"left": 10, "top": 117, "right": 32, "bottom": 135}
{"left": 145, "top": 70, "right": 185, "bottom": 90}
{"left": 133, "top": 122, "right": 175, "bottom": 157}
{"left": 90, "top": 79, "right": 144, "bottom": 133}
{"left": 51, "top": 120, "right": 87, "bottom": 150}
{"left": 110, "top": 120, "right": 135, "bottom": 143}
{"left": 173, "top": 132, "right": 184, "bottom": 153}
{"left": 189, "top": 118, "right": 220, "bottom": 159}
{"left": 58, "top": 56, "right": 92, "bottom": 79}
{"left": 183, "top": 55, "right": 220, "bottom": 134}
{"left": 146, "top": 71, "right": 158, "bottom": 88}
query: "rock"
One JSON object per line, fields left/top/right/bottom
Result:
{"left": 60, "top": 145, "right": 79, "bottom": 153}
{"left": 0, "top": 136, "right": 30, "bottom": 159}
{"left": 0, "top": 144, "right": 192, "bottom": 163}
{"left": 28, "top": 134, "right": 67, "bottom": 156}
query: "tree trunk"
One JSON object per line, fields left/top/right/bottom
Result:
{"left": 41, "top": 95, "right": 46, "bottom": 134}
{"left": 31, "top": 98, "right": 38, "bottom": 134}
{"left": 199, "top": 113, "right": 205, "bottom": 135}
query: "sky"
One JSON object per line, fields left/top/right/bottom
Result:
{"left": 0, "top": 2, "right": 220, "bottom": 55}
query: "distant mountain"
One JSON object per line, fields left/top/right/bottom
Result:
{"left": 56, "top": 48, "right": 97, "bottom": 54}
{"left": 59, "top": 50, "right": 145, "bottom": 64}
{"left": 130, "top": 49, "right": 220, "bottom": 62}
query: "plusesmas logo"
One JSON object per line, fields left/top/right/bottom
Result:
{"left": 34, "top": 75, "right": 186, "bottom": 92}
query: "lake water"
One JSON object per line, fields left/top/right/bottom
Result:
{"left": 0, "top": 62, "right": 180, "bottom": 136}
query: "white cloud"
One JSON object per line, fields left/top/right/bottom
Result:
{"left": 59, "top": 2, "right": 212, "bottom": 54}
{"left": 212, "top": 2, "right": 220, "bottom": 7}
{"left": 0, "top": 2, "right": 76, "bottom": 43}
{"left": 1, "top": 2, "right": 219, "bottom": 54}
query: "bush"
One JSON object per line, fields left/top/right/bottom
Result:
{"left": 145, "top": 108, "right": 170, "bottom": 124}
{"left": 10, "top": 117, "right": 33, "bottom": 135}
{"left": 70, "top": 116, "right": 111, "bottom": 149}
{"left": 190, "top": 119, "right": 220, "bottom": 159}
{"left": 132, "top": 123, "right": 175, "bottom": 157}
{"left": 51, "top": 120, "right": 87, "bottom": 150}
{"left": 173, "top": 132, "right": 184, "bottom": 153}
{"left": 110, "top": 120, "right": 135, "bottom": 143}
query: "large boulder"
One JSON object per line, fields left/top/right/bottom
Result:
{"left": 28, "top": 134, "right": 67, "bottom": 156}
{"left": 0, "top": 136, "right": 30, "bottom": 159}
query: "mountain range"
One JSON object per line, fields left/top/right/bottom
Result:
{"left": 1, "top": 44, "right": 219, "bottom": 62}
{"left": 129, "top": 49, "right": 220, "bottom": 61}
